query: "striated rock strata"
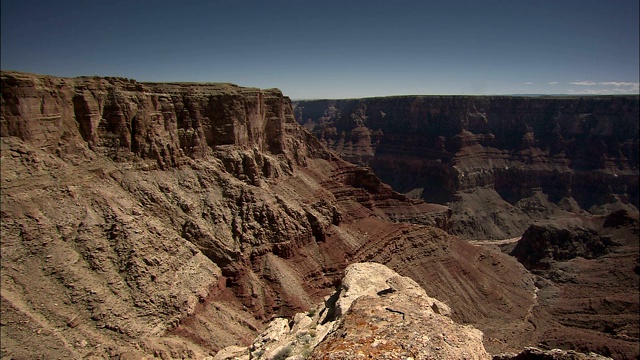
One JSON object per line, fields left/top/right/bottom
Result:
{"left": 294, "top": 96, "right": 639, "bottom": 239}
{"left": 3, "top": 71, "right": 634, "bottom": 359}
{"left": 1, "top": 72, "right": 540, "bottom": 358}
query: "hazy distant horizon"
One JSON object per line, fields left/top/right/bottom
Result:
{"left": 2, "top": 0, "right": 638, "bottom": 99}
{"left": 290, "top": 93, "right": 640, "bottom": 101}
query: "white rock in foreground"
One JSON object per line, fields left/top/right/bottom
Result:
{"left": 214, "top": 262, "right": 490, "bottom": 360}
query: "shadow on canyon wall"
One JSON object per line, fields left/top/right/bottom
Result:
{"left": 294, "top": 96, "right": 639, "bottom": 239}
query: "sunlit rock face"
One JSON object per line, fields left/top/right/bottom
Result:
{"left": 0, "top": 72, "right": 507, "bottom": 358}
{"left": 214, "top": 262, "right": 491, "bottom": 360}
{"left": 295, "top": 96, "right": 639, "bottom": 239}
{"left": 2, "top": 71, "right": 636, "bottom": 359}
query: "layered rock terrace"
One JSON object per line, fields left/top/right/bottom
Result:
{"left": 295, "top": 96, "right": 639, "bottom": 239}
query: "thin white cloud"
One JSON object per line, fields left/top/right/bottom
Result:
{"left": 600, "top": 81, "right": 638, "bottom": 87}
{"left": 524, "top": 82, "right": 533, "bottom": 85}
{"left": 570, "top": 81, "right": 597, "bottom": 86}
{"left": 612, "top": 88, "right": 637, "bottom": 93}
{"left": 602, "top": 82, "right": 639, "bottom": 93}
{"left": 566, "top": 81, "right": 639, "bottom": 93}
{"left": 568, "top": 88, "right": 638, "bottom": 95}
{"left": 567, "top": 89, "right": 613, "bottom": 95}
{"left": 548, "top": 81, "right": 558, "bottom": 85}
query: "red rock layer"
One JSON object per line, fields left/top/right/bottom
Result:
{"left": 4, "top": 72, "right": 632, "bottom": 358}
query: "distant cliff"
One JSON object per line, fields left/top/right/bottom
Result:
{"left": 295, "top": 96, "right": 639, "bottom": 239}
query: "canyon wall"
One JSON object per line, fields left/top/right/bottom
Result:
{"left": 294, "top": 96, "right": 639, "bottom": 239}
{"left": 1, "top": 72, "right": 535, "bottom": 358}
{"left": 3, "top": 72, "right": 635, "bottom": 359}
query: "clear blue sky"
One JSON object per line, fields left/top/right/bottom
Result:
{"left": 2, "top": 0, "right": 638, "bottom": 99}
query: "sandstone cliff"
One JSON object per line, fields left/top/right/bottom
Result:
{"left": 1, "top": 72, "right": 541, "bottom": 358}
{"left": 294, "top": 96, "right": 639, "bottom": 239}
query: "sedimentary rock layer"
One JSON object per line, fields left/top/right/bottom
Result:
{"left": 294, "top": 96, "right": 639, "bottom": 239}
{"left": 3, "top": 72, "right": 635, "bottom": 359}
{"left": 1, "top": 72, "right": 534, "bottom": 358}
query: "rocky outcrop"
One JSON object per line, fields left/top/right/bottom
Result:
{"left": 214, "top": 262, "right": 491, "bottom": 360}
{"left": 511, "top": 218, "right": 610, "bottom": 270}
{"left": 294, "top": 96, "right": 640, "bottom": 239}
{"left": 508, "top": 212, "right": 639, "bottom": 359}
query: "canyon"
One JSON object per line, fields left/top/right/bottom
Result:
{"left": 0, "top": 71, "right": 638, "bottom": 359}
{"left": 294, "top": 96, "right": 639, "bottom": 239}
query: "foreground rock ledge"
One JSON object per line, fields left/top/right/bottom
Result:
{"left": 215, "top": 263, "right": 615, "bottom": 360}
{"left": 215, "top": 262, "right": 491, "bottom": 360}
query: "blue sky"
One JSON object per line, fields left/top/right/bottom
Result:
{"left": 2, "top": 0, "right": 638, "bottom": 99}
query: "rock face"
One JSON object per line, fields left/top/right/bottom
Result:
{"left": 511, "top": 218, "right": 610, "bottom": 270}
{"left": 294, "top": 96, "right": 639, "bottom": 239}
{"left": 2, "top": 72, "right": 313, "bottom": 168}
{"left": 1, "top": 71, "right": 635, "bottom": 359}
{"left": 0, "top": 72, "right": 534, "bottom": 358}
{"left": 214, "top": 262, "right": 491, "bottom": 360}
{"left": 332, "top": 261, "right": 451, "bottom": 319}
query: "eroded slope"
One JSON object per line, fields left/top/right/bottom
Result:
{"left": 1, "top": 72, "right": 538, "bottom": 358}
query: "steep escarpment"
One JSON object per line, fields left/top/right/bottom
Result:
{"left": 1, "top": 72, "right": 316, "bottom": 168}
{"left": 2, "top": 72, "right": 542, "bottom": 358}
{"left": 294, "top": 96, "right": 639, "bottom": 239}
